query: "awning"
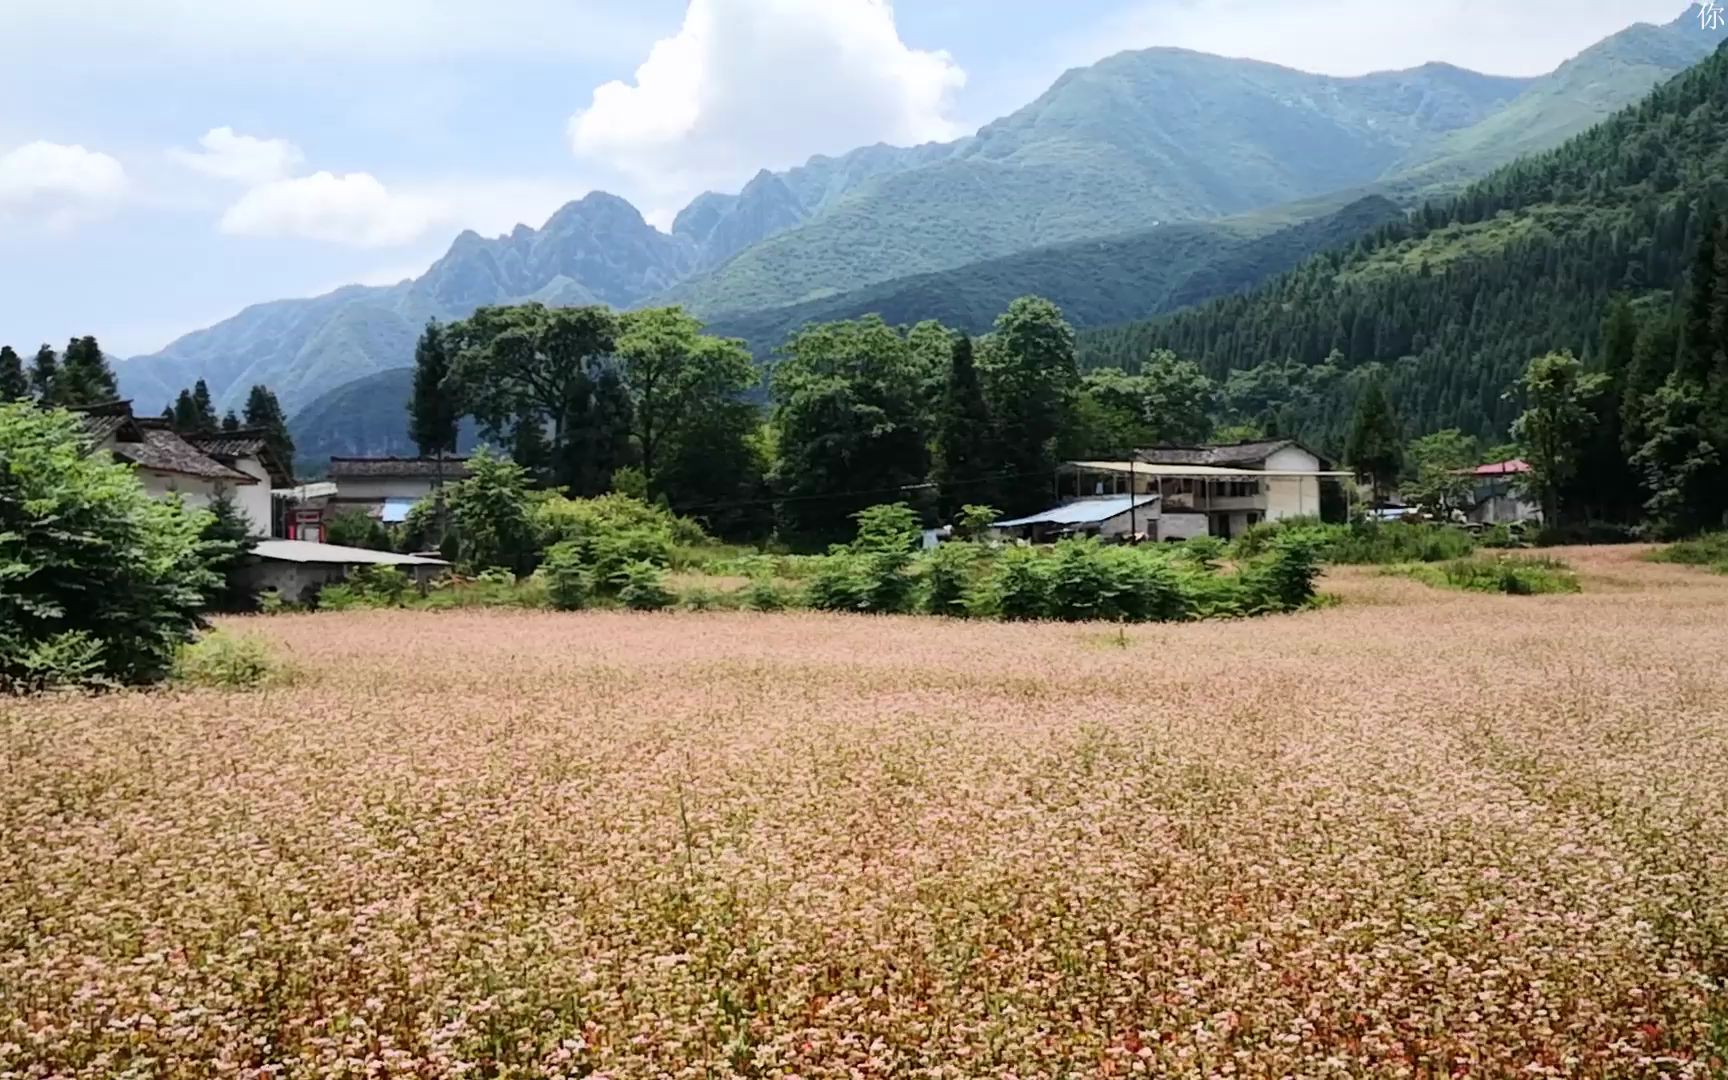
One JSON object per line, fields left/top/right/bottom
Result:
{"left": 994, "top": 495, "right": 1159, "bottom": 529}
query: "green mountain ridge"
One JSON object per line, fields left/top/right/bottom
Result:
{"left": 121, "top": 10, "right": 1715, "bottom": 423}
{"left": 1078, "top": 35, "right": 1728, "bottom": 445}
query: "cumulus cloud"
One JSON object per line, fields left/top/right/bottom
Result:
{"left": 219, "top": 170, "right": 579, "bottom": 249}
{"left": 0, "top": 141, "right": 128, "bottom": 228}
{"left": 569, "top": 0, "right": 964, "bottom": 206}
{"left": 220, "top": 171, "right": 441, "bottom": 247}
{"left": 171, "top": 127, "right": 305, "bottom": 185}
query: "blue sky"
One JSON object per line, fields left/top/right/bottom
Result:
{"left": 0, "top": 0, "right": 1699, "bottom": 360}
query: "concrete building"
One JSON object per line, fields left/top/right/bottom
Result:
{"left": 236, "top": 540, "right": 449, "bottom": 605}
{"left": 1054, "top": 440, "right": 1348, "bottom": 540}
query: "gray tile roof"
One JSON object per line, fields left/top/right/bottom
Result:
{"left": 328, "top": 456, "right": 473, "bottom": 480}
{"left": 1136, "top": 440, "right": 1318, "bottom": 468}
{"left": 117, "top": 428, "right": 259, "bottom": 483}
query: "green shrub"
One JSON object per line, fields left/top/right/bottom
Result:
{"left": 1251, "top": 535, "right": 1323, "bottom": 612}
{"left": 174, "top": 631, "right": 286, "bottom": 689}
{"left": 1177, "top": 535, "right": 1227, "bottom": 571}
{"left": 1105, "top": 548, "right": 1193, "bottom": 622}
{"left": 541, "top": 541, "right": 593, "bottom": 611}
{"left": 922, "top": 543, "right": 978, "bottom": 616}
{"left": 1049, "top": 539, "right": 1123, "bottom": 622}
{"left": 617, "top": 560, "right": 673, "bottom": 611}
{"left": 1390, "top": 555, "right": 1580, "bottom": 595}
{"left": 805, "top": 553, "right": 871, "bottom": 612}
{"left": 980, "top": 546, "right": 1054, "bottom": 621}
{"left": 257, "top": 589, "right": 286, "bottom": 614}
{"left": 350, "top": 565, "right": 411, "bottom": 606}
{"left": 1, "top": 404, "right": 217, "bottom": 692}
{"left": 316, "top": 583, "right": 363, "bottom": 611}
{"left": 1652, "top": 532, "right": 1728, "bottom": 574}
{"left": 742, "top": 575, "right": 791, "bottom": 612}
{"left": 449, "top": 450, "right": 539, "bottom": 576}
{"left": 326, "top": 508, "right": 393, "bottom": 552}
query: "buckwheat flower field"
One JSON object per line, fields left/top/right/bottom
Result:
{"left": 4, "top": 548, "right": 1727, "bottom": 1078}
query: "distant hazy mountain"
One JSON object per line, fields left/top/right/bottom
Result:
{"left": 119, "top": 10, "right": 1721, "bottom": 421}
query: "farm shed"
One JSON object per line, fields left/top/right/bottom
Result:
{"left": 236, "top": 540, "right": 449, "bottom": 604}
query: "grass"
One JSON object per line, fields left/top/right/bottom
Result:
{"left": 1386, "top": 553, "right": 1581, "bottom": 595}
{"left": 5, "top": 551, "right": 1727, "bottom": 1075}
{"left": 1652, "top": 532, "right": 1728, "bottom": 575}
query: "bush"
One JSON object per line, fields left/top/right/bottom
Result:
{"left": 1177, "top": 535, "right": 1226, "bottom": 571}
{"left": 326, "top": 507, "right": 394, "bottom": 551}
{"left": 922, "top": 543, "right": 978, "bottom": 616}
{"left": 541, "top": 541, "right": 593, "bottom": 611}
{"left": 616, "top": 561, "right": 673, "bottom": 611}
{"left": 1, "top": 404, "right": 217, "bottom": 692}
{"left": 449, "top": 450, "right": 539, "bottom": 576}
{"left": 350, "top": 565, "right": 411, "bottom": 606}
{"left": 1391, "top": 555, "right": 1580, "bottom": 595}
{"left": 804, "top": 553, "right": 872, "bottom": 612}
{"left": 174, "top": 631, "right": 285, "bottom": 689}
{"left": 742, "top": 575, "right": 791, "bottom": 612}
{"left": 979, "top": 546, "right": 1054, "bottom": 620}
{"left": 315, "top": 583, "right": 363, "bottom": 611}
{"left": 1650, "top": 532, "right": 1728, "bottom": 574}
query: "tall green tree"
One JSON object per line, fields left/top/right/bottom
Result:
{"left": 448, "top": 303, "right": 624, "bottom": 491}
{"left": 190, "top": 380, "right": 218, "bottom": 434}
{"left": 1344, "top": 375, "right": 1403, "bottom": 505}
{"left": 221, "top": 410, "right": 241, "bottom": 432}
{"left": 614, "top": 306, "right": 757, "bottom": 491}
{"left": 0, "top": 347, "right": 26, "bottom": 402}
{"left": 58, "top": 336, "right": 117, "bottom": 406}
{"left": 242, "top": 385, "right": 294, "bottom": 475}
{"left": 931, "top": 334, "right": 996, "bottom": 519}
{"left": 1565, "top": 297, "right": 1642, "bottom": 522}
{"left": 1510, "top": 351, "right": 1607, "bottom": 526}
{"left": 447, "top": 449, "right": 539, "bottom": 576}
{"left": 28, "top": 345, "right": 59, "bottom": 405}
{"left": 771, "top": 315, "right": 930, "bottom": 544}
{"left": 408, "top": 320, "right": 461, "bottom": 460}
{"left": 978, "top": 296, "right": 1078, "bottom": 515}
{"left": 1403, "top": 428, "right": 1478, "bottom": 517}
{"left": 171, "top": 389, "right": 200, "bottom": 433}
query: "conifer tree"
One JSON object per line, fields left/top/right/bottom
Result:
{"left": 29, "top": 345, "right": 59, "bottom": 405}
{"left": 932, "top": 333, "right": 996, "bottom": 519}
{"left": 58, "top": 336, "right": 117, "bottom": 406}
{"left": 221, "top": 410, "right": 241, "bottom": 432}
{"left": 1344, "top": 376, "right": 1402, "bottom": 505}
{"left": 242, "top": 384, "right": 294, "bottom": 475}
{"left": 409, "top": 320, "right": 460, "bottom": 460}
{"left": 190, "top": 380, "right": 217, "bottom": 434}
{"left": 0, "top": 347, "right": 26, "bottom": 402}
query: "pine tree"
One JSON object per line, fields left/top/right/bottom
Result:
{"left": 932, "top": 334, "right": 996, "bottom": 519}
{"left": 409, "top": 320, "right": 460, "bottom": 459}
{"left": 221, "top": 410, "right": 241, "bottom": 432}
{"left": 191, "top": 380, "right": 217, "bottom": 434}
{"left": 0, "top": 346, "right": 26, "bottom": 402}
{"left": 1567, "top": 297, "right": 1641, "bottom": 522}
{"left": 29, "top": 345, "right": 59, "bottom": 405}
{"left": 1344, "top": 376, "right": 1402, "bottom": 505}
{"left": 1678, "top": 210, "right": 1720, "bottom": 385}
{"left": 58, "top": 336, "right": 117, "bottom": 406}
{"left": 171, "top": 389, "right": 199, "bottom": 432}
{"left": 242, "top": 384, "right": 294, "bottom": 476}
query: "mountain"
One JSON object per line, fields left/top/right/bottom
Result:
{"left": 120, "top": 193, "right": 695, "bottom": 415}
{"left": 660, "top": 53, "right": 1531, "bottom": 317}
{"left": 118, "top": 10, "right": 1720, "bottom": 421}
{"left": 706, "top": 195, "right": 1404, "bottom": 354}
{"left": 1077, "top": 38, "right": 1728, "bottom": 444}
{"left": 1389, "top": 12, "right": 1728, "bottom": 189}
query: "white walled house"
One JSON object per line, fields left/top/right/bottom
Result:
{"left": 188, "top": 433, "right": 295, "bottom": 536}
{"left": 1055, "top": 440, "right": 1347, "bottom": 540}
{"left": 326, "top": 457, "right": 471, "bottom": 515}
{"left": 75, "top": 402, "right": 263, "bottom": 524}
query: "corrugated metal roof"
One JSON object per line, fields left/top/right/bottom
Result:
{"left": 249, "top": 540, "right": 448, "bottom": 566}
{"left": 274, "top": 481, "right": 339, "bottom": 501}
{"left": 993, "top": 495, "right": 1159, "bottom": 529}
{"left": 1066, "top": 460, "right": 1354, "bottom": 478}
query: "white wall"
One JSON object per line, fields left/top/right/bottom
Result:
{"left": 139, "top": 471, "right": 222, "bottom": 511}
{"left": 1262, "top": 445, "right": 1323, "bottom": 521}
{"left": 230, "top": 458, "right": 273, "bottom": 536}
{"left": 333, "top": 476, "right": 447, "bottom": 502}
{"left": 1157, "top": 512, "right": 1209, "bottom": 541}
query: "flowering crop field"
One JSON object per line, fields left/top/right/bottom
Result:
{"left": 4, "top": 548, "right": 1728, "bottom": 1078}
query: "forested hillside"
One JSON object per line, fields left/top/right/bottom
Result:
{"left": 1079, "top": 40, "right": 1728, "bottom": 444}
{"left": 707, "top": 196, "right": 1403, "bottom": 355}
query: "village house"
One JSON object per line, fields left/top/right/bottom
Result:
{"left": 74, "top": 401, "right": 282, "bottom": 535}
{"left": 1463, "top": 459, "right": 1542, "bottom": 525}
{"left": 235, "top": 539, "right": 449, "bottom": 605}
{"left": 326, "top": 456, "right": 471, "bottom": 525}
{"left": 1007, "top": 439, "right": 1348, "bottom": 542}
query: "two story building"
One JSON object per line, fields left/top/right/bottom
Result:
{"left": 1007, "top": 439, "right": 1347, "bottom": 542}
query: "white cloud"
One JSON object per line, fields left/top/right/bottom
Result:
{"left": 0, "top": 141, "right": 127, "bottom": 228}
{"left": 219, "top": 170, "right": 582, "bottom": 249}
{"left": 170, "top": 127, "right": 305, "bottom": 185}
{"left": 569, "top": 0, "right": 964, "bottom": 207}
{"left": 220, "top": 171, "right": 441, "bottom": 247}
